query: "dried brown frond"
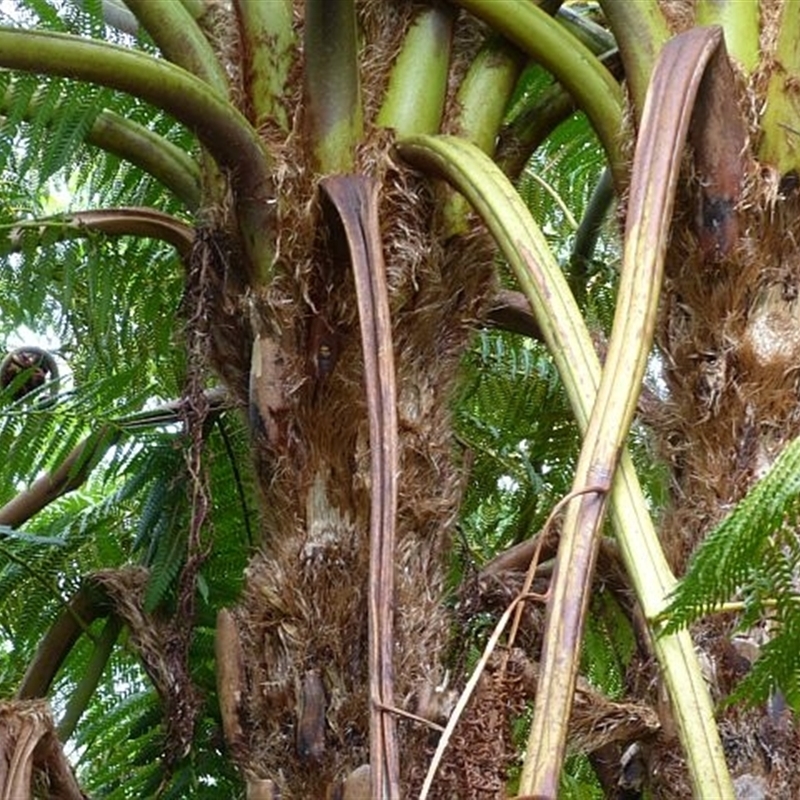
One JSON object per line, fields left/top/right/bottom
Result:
{"left": 424, "top": 649, "right": 660, "bottom": 799}
{"left": 92, "top": 567, "right": 202, "bottom": 765}
{"left": 0, "top": 699, "right": 86, "bottom": 799}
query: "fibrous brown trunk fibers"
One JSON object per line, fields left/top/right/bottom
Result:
{"left": 649, "top": 179, "right": 800, "bottom": 799}
{"left": 182, "top": 2, "right": 500, "bottom": 793}
{"left": 204, "top": 137, "right": 495, "bottom": 796}
{"left": 645, "top": 21, "right": 800, "bottom": 795}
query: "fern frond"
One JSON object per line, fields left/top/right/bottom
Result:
{"left": 663, "top": 436, "right": 800, "bottom": 707}
{"left": 582, "top": 590, "right": 637, "bottom": 699}
{"left": 455, "top": 330, "right": 582, "bottom": 561}
{"left": 731, "top": 615, "right": 800, "bottom": 709}
{"left": 664, "top": 436, "right": 800, "bottom": 630}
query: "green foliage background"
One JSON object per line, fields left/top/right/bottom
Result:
{"left": 9, "top": 0, "right": 795, "bottom": 797}
{"left": 0, "top": 4, "right": 640, "bottom": 787}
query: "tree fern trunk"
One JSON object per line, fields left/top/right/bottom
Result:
{"left": 192, "top": 5, "right": 498, "bottom": 793}
{"left": 648, "top": 2, "right": 800, "bottom": 795}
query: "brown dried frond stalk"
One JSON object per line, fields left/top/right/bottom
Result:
{"left": 0, "top": 699, "right": 86, "bottom": 800}
{"left": 93, "top": 567, "right": 202, "bottom": 765}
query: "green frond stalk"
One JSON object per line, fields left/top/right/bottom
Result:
{"left": 0, "top": 392, "right": 226, "bottom": 530}
{"left": 597, "top": 0, "right": 670, "bottom": 117}
{"left": 524, "top": 25, "right": 732, "bottom": 795}
{"left": 758, "top": 2, "right": 800, "bottom": 176}
{"left": 696, "top": 0, "right": 759, "bottom": 75}
{"left": 398, "top": 135, "right": 596, "bottom": 429}
{"left": 497, "top": 30, "right": 618, "bottom": 181}
{"left": 1, "top": 209, "right": 195, "bottom": 259}
{"left": 397, "top": 133, "right": 732, "bottom": 800}
{"left": 0, "top": 83, "right": 201, "bottom": 208}
{"left": 0, "top": 425, "right": 120, "bottom": 529}
{"left": 17, "top": 584, "right": 108, "bottom": 700}
{"left": 303, "top": 0, "right": 362, "bottom": 173}
{"left": 556, "top": 4, "right": 616, "bottom": 55}
{"left": 570, "top": 167, "right": 614, "bottom": 299}
{"left": 497, "top": 82, "right": 578, "bottom": 180}
{"left": 0, "top": 28, "right": 261, "bottom": 180}
{"left": 453, "top": 0, "right": 626, "bottom": 188}
{"left": 0, "top": 27, "right": 274, "bottom": 282}
{"left": 87, "top": 111, "right": 201, "bottom": 209}
{"left": 178, "top": 0, "right": 207, "bottom": 21}
{"left": 440, "top": 34, "right": 524, "bottom": 236}
{"left": 124, "top": 0, "right": 230, "bottom": 94}
{"left": 234, "top": 0, "right": 295, "bottom": 131}
{"left": 448, "top": 35, "right": 522, "bottom": 155}
{"left": 57, "top": 615, "right": 122, "bottom": 740}
{"left": 376, "top": 5, "right": 454, "bottom": 137}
